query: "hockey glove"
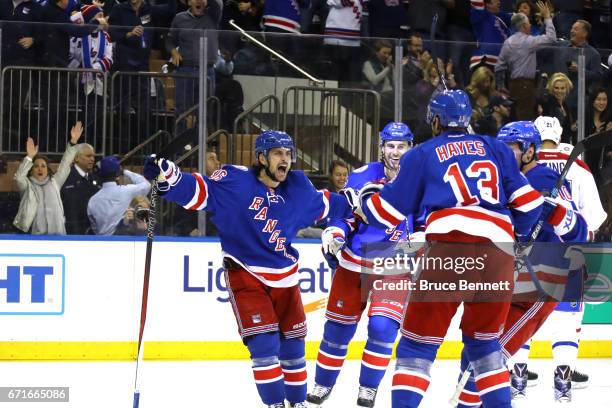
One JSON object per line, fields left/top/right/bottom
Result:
{"left": 143, "top": 155, "right": 182, "bottom": 193}
{"left": 143, "top": 154, "right": 160, "bottom": 180}
{"left": 321, "top": 226, "right": 346, "bottom": 256}
{"left": 542, "top": 197, "right": 577, "bottom": 237}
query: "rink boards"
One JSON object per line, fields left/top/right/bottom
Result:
{"left": 0, "top": 235, "right": 611, "bottom": 361}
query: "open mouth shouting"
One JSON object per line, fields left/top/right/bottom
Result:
{"left": 277, "top": 163, "right": 289, "bottom": 176}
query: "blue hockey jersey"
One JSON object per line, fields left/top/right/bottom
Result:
{"left": 514, "top": 163, "right": 588, "bottom": 298}
{"left": 470, "top": 0, "right": 512, "bottom": 69}
{"left": 330, "top": 161, "right": 410, "bottom": 272}
{"left": 161, "top": 165, "right": 351, "bottom": 287}
{"left": 263, "top": 0, "right": 307, "bottom": 33}
{"left": 362, "top": 131, "right": 544, "bottom": 248}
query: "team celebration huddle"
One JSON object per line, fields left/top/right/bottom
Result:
{"left": 143, "top": 89, "right": 605, "bottom": 408}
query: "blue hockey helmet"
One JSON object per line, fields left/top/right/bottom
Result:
{"left": 426, "top": 90, "right": 472, "bottom": 128}
{"left": 497, "top": 121, "right": 542, "bottom": 154}
{"left": 255, "top": 130, "right": 296, "bottom": 162}
{"left": 380, "top": 122, "right": 414, "bottom": 146}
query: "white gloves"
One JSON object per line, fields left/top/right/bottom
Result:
{"left": 321, "top": 226, "right": 346, "bottom": 256}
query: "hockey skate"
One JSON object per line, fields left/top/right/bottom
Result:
{"left": 571, "top": 369, "right": 589, "bottom": 389}
{"left": 289, "top": 402, "right": 308, "bottom": 408}
{"left": 356, "top": 385, "right": 377, "bottom": 407}
{"left": 307, "top": 383, "right": 333, "bottom": 406}
{"left": 554, "top": 365, "right": 572, "bottom": 403}
{"left": 267, "top": 403, "right": 285, "bottom": 408}
{"left": 510, "top": 363, "right": 528, "bottom": 399}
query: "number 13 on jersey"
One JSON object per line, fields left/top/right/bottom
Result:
{"left": 443, "top": 160, "right": 500, "bottom": 206}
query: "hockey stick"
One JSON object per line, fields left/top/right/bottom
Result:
{"left": 523, "top": 129, "right": 612, "bottom": 248}
{"left": 132, "top": 180, "right": 159, "bottom": 408}
{"left": 429, "top": 14, "right": 449, "bottom": 92}
{"left": 430, "top": 13, "right": 476, "bottom": 134}
{"left": 449, "top": 130, "right": 612, "bottom": 406}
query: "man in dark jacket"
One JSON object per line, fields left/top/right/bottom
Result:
{"left": 61, "top": 143, "right": 101, "bottom": 234}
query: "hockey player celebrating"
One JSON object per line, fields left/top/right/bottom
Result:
{"left": 307, "top": 122, "right": 416, "bottom": 408}
{"left": 358, "top": 90, "right": 544, "bottom": 408}
{"left": 455, "top": 121, "right": 589, "bottom": 406}
{"left": 504, "top": 116, "right": 606, "bottom": 392}
{"left": 143, "top": 131, "right": 351, "bottom": 408}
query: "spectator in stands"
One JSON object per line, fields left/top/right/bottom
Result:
{"left": 366, "top": 0, "right": 408, "bottom": 39}
{"left": 586, "top": 87, "right": 612, "bottom": 135}
{"left": 469, "top": 0, "right": 513, "bottom": 72}
{"left": 214, "top": 48, "right": 245, "bottom": 130}
{"left": 363, "top": 40, "right": 394, "bottom": 124}
{"left": 585, "top": 87, "right": 612, "bottom": 174}
{"left": 115, "top": 195, "right": 150, "bottom": 235}
{"left": 167, "top": 0, "right": 221, "bottom": 126}
{"left": 473, "top": 94, "right": 513, "bottom": 134}
{"left": 0, "top": 0, "right": 42, "bottom": 66}
{"left": 13, "top": 122, "right": 84, "bottom": 235}
{"left": 222, "top": 0, "right": 263, "bottom": 31}
{"left": 205, "top": 150, "right": 221, "bottom": 175}
{"left": 552, "top": 19, "right": 602, "bottom": 110}
{"left": 108, "top": 0, "right": 177, "bottom": 147}
{"left": 466, "top": 65, "right": 498, "bottom": 125}
{"left": 323, "top": 0, "right": 364, "bottom": 86}
{"left": 69, "top": 5, "right": 112, "bottom": 140}
{"left": 0, "top": 0, "right": 43, "bottom": 152}
{"left": 363, "top": 40, "right": 394, "bottom": 93}
{"left": 496, "top": 1, "right": 555, "bottom": 120}
{"left": 538, "top": 72, "right": 577, "bottom": 144}
{"left": 417, "top": 58, "right": 457, "bottom": 99}
{"left": 41, "top": 0, "right": 103, "bottom": 68}
{"left": 512, "top": 0, "right": 545, "bottom": 34}
{"left": 87, "top": 155, "right": 150, "bottom": 235}
{"left": 61, "top": 143, "right": 101, "bottom": 235}
{"left": 328, "top": 159, "right": 348, "bottom": 193}
{"left": 445, "top": 0, "right": 477, "bottom": 87}
{"left": 551, "top": 0, "right": 583, "bottom": 40}
{"left": 401, "top": 32, "right": 430, "bottom": 139}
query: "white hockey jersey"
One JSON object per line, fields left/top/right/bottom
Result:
{"left": 538, "top": 148, "right": 607, "bottom": 235}
{"left": 324, "top": 0, "right": 364, "bottom": 47}
{"left": 68, "top": 18, "right": 113, "bottom": 96}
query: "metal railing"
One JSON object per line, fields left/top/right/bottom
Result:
{"left": 119, "top": 130, "right": 172, "bottom": 165}
{"left": 0, "top": 66, "right": 109, "bottom": 156}
{"left": 173, "top": 96, "right": 221, "bottom": 137}
{"left": 231, "top": 94, "right": 280, "bottom": 165}
{"left": 282, "top": 86, "right": 380, "bottom": 174}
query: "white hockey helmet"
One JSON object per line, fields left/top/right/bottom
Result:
{"left": 534, "top": 116, "right": 563, "bottom": 145}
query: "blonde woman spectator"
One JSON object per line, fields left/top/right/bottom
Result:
{"left": 538, "top": 72, "right": 576, "bottom": 144}
{"left": 465, "top": 66, "right": 498, "bottom": 123}
{"left": 13, "top": 122, "right": 84, "bottom": 234}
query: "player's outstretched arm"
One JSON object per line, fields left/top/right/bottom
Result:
{"left": 143, "top": 155, "right": 213, "bottom": 211}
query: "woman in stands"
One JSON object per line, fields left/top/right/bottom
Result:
{"left": 13, "top": 122, "right": 83, "bottom": 235}
{"left": 538, "top": 72, "right": 576, "bottom": 144}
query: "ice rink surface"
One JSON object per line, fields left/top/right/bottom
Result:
{"left": 1, "top": 359, "right": 610, "bottom": 407}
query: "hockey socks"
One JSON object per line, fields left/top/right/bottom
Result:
{"left": 280, "top": 338, "right": 307, "bottom": 404}
{"left": 391, "top": 337, "right": 436, "bottom": 408}
{"left": 463, "top": 335, "right": 511, "bottom": 408}
{"left": 247, "top": 332, "right": 285, "bottom": 405}
{"left": 359, "top": 316, "right": 398, "bottom": 389}
{"left": 457, "top": 349, "right": 482, "bottom": 408}
{"left": 314, "top": 320, "right": 357, "bottom": 387}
